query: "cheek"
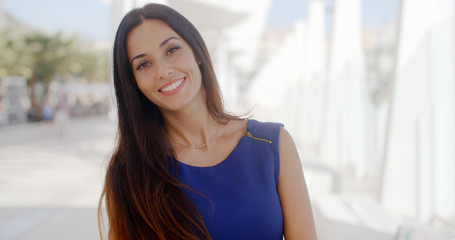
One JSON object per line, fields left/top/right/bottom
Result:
{"left": 137, "top": 82, "right": 147, "bottom": 95}
{"left": 185, "top": 60, "right": 201, "bottom": 79}
{"left": 134, "top": 77, "right": 146, "bottom": 92}
{"left": 195, "top": 65, "right": 203, "bottom": 83}
{"left": 135, "top": 72, "right": 155, "bottom": 90}
{"left": 135, "top": 80, "right": 156, "bottom": 103}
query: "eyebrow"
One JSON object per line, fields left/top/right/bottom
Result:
{"left": 130, "top": 36, "right": 179, "bottom": 64}
{"left": 160, "top": 36, "right": 178, "bottom": 47}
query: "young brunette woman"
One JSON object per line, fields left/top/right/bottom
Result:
{"left": 99, "top": 3, "right": 317, "bottom": 240}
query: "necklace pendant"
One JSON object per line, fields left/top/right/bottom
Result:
{"left": 167, "top": 124, "right": 221, "bottom": 150}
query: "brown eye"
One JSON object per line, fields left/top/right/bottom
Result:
{"left": 137, "top": 61, "right": 151, "bottom": 70}
{"left": 167, "top": 46, "right": 181, "bottom": 55}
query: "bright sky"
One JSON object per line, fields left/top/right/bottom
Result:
{"left": 268, "top": 0, "right": 399, "bottom": 27}
{"left": 2, "top": 0, "right": 110, "bottom": 40}
{"left": 2, "top": 0, "right": 398, "bottom": 41}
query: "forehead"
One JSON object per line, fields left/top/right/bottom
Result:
{"left": 126, "top": 19, "right": 180, "bottom": 56}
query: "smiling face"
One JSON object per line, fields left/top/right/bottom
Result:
{"left": 126, "top": 19, "right": 204, "bottom": 112}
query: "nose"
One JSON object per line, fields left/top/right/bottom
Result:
{"left": 156, "top": 61, "right": 173, "bottom": 79}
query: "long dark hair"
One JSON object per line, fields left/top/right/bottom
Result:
{"left": 99, "top": 3, "right": 237, "bottom": 240}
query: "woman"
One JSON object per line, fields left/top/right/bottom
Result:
{"left": 99, "top": 3, "right": 317, "bottom": 240}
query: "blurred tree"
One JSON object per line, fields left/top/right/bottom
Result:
{"left": 0, "top": 30, "right": 32, "bottom": 78}
{"left": 0, "top": 29, "right": 108, "bottom": 119}
{"left": 75, "top": 46, "right": 109, "bottom": 82}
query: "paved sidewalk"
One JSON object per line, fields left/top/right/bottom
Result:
{"left": 0, "top": 115, "right": 116, "bottom": 240}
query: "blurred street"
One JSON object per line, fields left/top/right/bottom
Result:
{"left": 0, "top": 115, "right": 115, "bottom": 240}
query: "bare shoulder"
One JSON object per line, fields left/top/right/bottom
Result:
{"left": 278, "top": 127, "right": 301, "bottom": 183}
{"left": 279, "top": 127, "right": 295, "bottom": 149}
{"left": 277, "top": 127, "right": 318, "bottom": 240}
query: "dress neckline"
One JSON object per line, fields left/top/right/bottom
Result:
{"left": 174, "top": 119, "right": 251, "bottom": 169}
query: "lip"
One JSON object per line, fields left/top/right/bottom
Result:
{"left": 159, "top": 77, "right": 186, "bottom": 96}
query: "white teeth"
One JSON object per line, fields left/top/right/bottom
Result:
{"left": 160, "top": 78, "right": 184, "bottom": 92}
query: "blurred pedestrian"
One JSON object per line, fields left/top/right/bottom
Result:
{"left": 99, "top": 3, "right": 317, "bottom": 240}
{"left": 41, "top": 95, "right": 54, "bottom": 135}
{"left": 54, "top": 93, "right": 70, "bottom": 136}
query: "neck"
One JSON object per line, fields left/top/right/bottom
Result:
{"left": 161, "top": 103, "right": 219, "bottom": 149}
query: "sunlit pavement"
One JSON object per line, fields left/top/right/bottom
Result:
{"left": 300, "top": 151, "right": 400, "bottom": 239}
{"left": 0, "top": 115, "right": 116, "bottom": 240}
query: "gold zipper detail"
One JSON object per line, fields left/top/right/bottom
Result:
{"left": 244, "top": 131, "right": 272, "bottom": 144}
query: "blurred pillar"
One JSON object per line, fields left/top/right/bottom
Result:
{"left": 380, "top": 0, "right": 454, "bottom": 221}
{"left": 285, "top": 21, "right": 306, "bottom": 137}
{"left": 246, "top": 25, "right": 306, "bottom": 130}
{"left": 212, "top": 30, "right": 239, "bottom": 111}
{"left": 299, "top": 0, "right": 327, "bottom": 152}
{"left": 320, "top": 0, "right": 366, "bottom": 177}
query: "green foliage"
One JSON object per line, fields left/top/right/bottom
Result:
{"left": 0, "top": 29, "right": 109, "bottom": 83}
{"left": 0, "top": 29, "right": 109, "bottom": 108}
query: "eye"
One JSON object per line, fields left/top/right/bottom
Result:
{"left": 166, "top": 46, "right": 181, "bottom": 55}
{"left": 136, "top": 61, "right": 151, "bottom": 71}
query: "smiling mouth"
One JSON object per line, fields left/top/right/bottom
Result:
{"left": 159, "top": 78, "right": 185, "bottom": 92}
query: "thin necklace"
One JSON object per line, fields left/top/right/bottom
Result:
{"left": 166, "top": 124, "right": 220, "bottom": 149}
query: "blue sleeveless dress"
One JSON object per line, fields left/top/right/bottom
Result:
{"left": 168, "top": 119, "right": 284, "bottom": 240}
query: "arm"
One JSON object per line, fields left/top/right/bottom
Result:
{"left": 278, "top": 127, "right": 317, "bottom": 240}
